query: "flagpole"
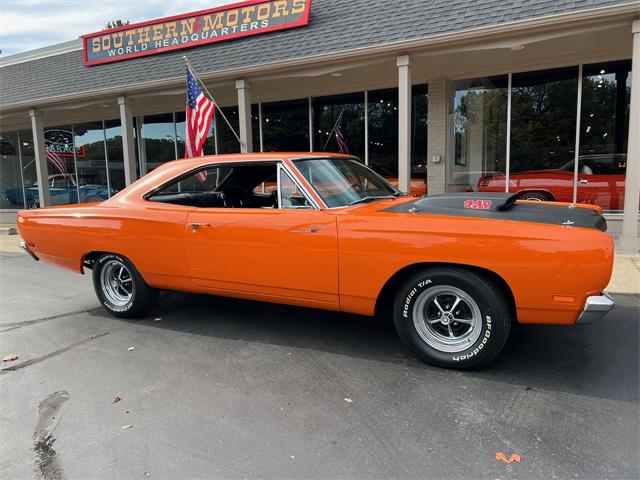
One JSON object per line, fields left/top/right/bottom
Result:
{"left": 182, "top": 56, "right": 244, "bottom": 150}
{"left": 322, "top": 108, "right": 346, "bottom": 151}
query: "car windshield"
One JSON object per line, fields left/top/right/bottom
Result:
{"left": 293, "top": 157, "right": 399, "bottom": 208}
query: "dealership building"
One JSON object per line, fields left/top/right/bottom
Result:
{"left": 0, "top": 0, "right": 639, "bottom": 251}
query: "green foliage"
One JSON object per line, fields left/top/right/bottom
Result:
{"left": 104, "top": 20, "right": 130, "bottom": 30}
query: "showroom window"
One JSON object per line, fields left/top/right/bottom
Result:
{"left": 313, "top": 92, "right": 365, "bottom": 160}
{"left": 368, "top": 88, "right": 398, "bottom": 178}
{"left": 450, "top": 76, "right": 508, "bottom": 192}
{"left": 578, "top": 60, "right": 632, "bottom": 212}
{"left": 104, "top": 119, "right": 126, "bottom": 193}
{"left": 0, "top": 131, "right": 24, "bottom": 209}
{"left": 510, "top": 66, "right": 579, "bottom": 180}
{"left": 73, "top": 121, "right": 110, "bottom": 203}
{"left": 19, "top": 130, "right": 38, "bottom": 208}
{"left": 140, "top": 113, "right": 176, "bottom": 174}
{"left": 411, "top": 85, "right": 429, "bottom": 179}
{"left": 44, "top": 125, "right": 80, "bottom": 206}
{"left": 260, "top": 99, "right": 309, "bottom": 152}
{"left": 451, "top": 60, "right": 632, "bottom": 212}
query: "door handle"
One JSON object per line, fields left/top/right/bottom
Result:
{"left": 190, "top": 223, "right": 211, "bottom": 233}
{"left": 580, "top": 179, "right": 588, "bottom": 185}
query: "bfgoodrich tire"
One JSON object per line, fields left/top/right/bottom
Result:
{"left": 393, "top": 267, "right": 511, "bottom": 369}
{"left": 92, "top": 253, "right": 157, "bottom": 318}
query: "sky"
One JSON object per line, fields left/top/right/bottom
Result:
{"left": 0, "top": 0, "right": 235, "bottom": 56}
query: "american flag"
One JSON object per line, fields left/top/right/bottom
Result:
{"left": 335, "top": 117, "right": 349, "bottom": 154}
{"left": 45, "top": 145, "right": 67, "bottom": 175}
{"left": 185, "top": 67, "right": 215, "bottom": 182}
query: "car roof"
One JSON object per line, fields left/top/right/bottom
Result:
{"left": 166, "top": 152, "right": 354, "bottom": 168}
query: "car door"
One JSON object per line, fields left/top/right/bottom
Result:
{"left": 184, "top": 163, "right": 339, "bottom": 307}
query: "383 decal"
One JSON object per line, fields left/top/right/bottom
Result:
{"left": 464, "top": 199, "right": 493, "bottom": 210}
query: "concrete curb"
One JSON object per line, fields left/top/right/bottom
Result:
{"left": 0, "top": 225, "right": 17, "bottom": 235}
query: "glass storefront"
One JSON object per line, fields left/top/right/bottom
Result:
{"left": 450, "top": 76, "right": 508, "bottom": 192}
{"left": 578, "top": 61, "right": 631, "bottom": 212}
{"left": 104, "top": 119, "right": 126, "bottom": 193}
{"left": 313, "top": 92, "right": 366, "bottom": 160}
{"left": 74, "top": 121, "right": 110, "bottom": 203}
{"left": 140, "top": 113, "right": 177, "bottom": 173}
{"left": 0, "top": 131, "right": 23, "bottom": 209}
{"left": 455, "top": 60, "right": 632, "bottom": 212}
{"left": 0, "top": 119, "right": 124, "bottom": 208}
{"left": 260, "top": 99, "right": 309, "bottom": 152}
{"left": 368, "top": 89, "right": 398, "bottom": 177}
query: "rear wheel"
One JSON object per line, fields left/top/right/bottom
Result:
{"left": 393, "top": 267, "right": 511, "bottom": 369}
{"left": 92, "top": 253, "right": 157, "bottom": 318}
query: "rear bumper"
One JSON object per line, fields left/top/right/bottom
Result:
{"left": 576, "top": 293, "right": 615, "bottom": 324}
{"left": 19, "top": 241, "right": 39, "bottom": 262}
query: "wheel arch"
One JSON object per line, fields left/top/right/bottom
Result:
{"left": 515, "top": 189, "right": 556, "bottom": 201}
{"left": 374, "top": 262, "right": 517, "bottom": 321}
{"left": 82, "top": 251, "right": 122, "bottom": 273}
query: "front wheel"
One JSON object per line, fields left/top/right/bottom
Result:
{"left": 393, "top": 267, "right": 512, "bottom": 369}
{"left": 92, "top": 253, "right": 157, "bottom": 318}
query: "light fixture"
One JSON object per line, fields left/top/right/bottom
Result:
{"left": 510, "top": 45, "right": 525, "bottom": 51}
{"left": 331, "top": 72, "right": 342, "bottom": 77}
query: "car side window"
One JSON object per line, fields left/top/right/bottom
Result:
{"left": 279, "top": 167, "right": 311, "bottom": 209}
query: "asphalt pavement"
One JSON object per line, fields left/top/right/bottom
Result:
{"left": 0, "top": 252, "right": 638, "bottom": 479}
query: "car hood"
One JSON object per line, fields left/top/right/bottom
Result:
{"left": 380, "top": 193, "right": 607, "bottom": 231}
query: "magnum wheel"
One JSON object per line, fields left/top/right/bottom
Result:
{"left": 92, "top": 253, "right": 157, "bottom": 318}
{"left": 393, "top": 267, "right": 512, "bottom": 369}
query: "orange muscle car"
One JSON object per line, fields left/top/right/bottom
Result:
{"left": 17, "top": 153, "right": 615, "bottom": 369}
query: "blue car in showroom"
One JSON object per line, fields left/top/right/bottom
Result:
{"left": 5, "top": 174, "right": 112, "bottom": 208}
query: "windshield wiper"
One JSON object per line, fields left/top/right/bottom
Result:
{"left": 347, "top": 195, "right": 398, "bottom": 206}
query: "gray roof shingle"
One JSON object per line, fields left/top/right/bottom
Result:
{"left": 0, "top": 0, "right": 634, "bottom": 108}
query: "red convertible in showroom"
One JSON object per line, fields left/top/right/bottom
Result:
{"left": 18, "top": 153, "right": 615, "bottom": 369}
{"left": 478, "top": 154, "right": 627, "bottom": 211}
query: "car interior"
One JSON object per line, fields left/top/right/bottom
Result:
{"left": 147, "top": 163, "right": 306, "bottom": 209}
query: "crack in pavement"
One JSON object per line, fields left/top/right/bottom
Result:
{"left": 0, "top": 332, "right": 110, "bottom": 375}
{"left": 0, "top": 308, "right": 103, "bottom": 333}
{"left": 33, "top": 391, "right": 69, "bottom": 480}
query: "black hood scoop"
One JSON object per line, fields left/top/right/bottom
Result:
{"left": 383, "top": 193, "right": 607, "bottom": 231}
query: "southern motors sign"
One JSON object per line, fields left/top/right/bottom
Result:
{"left": 83, "top": 0, "right": 311, "bottom": 66}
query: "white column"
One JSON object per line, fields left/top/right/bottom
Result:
{"left": 620, "top": 20, "right": 640, "bottom": 253}
{"left": 28, "top": 109, "right": 51, "bottom": 208}
{"left": 426, "top": 78, "right": 448, "bottom": 195}
{"left": 397, "top": 55, "right": 412, "bottom": 193}
{"left": 117, "top": 97, "right": 137, "bottom": 186}
{"left": 236, "top": 79, "right": 253, "bottom": 153}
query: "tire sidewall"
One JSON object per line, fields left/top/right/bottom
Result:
{"left": 93, "top": 254, "right": 137, "bottom": 315}
{"left": 395, "top": 270, "right": 500, "bottom": 368}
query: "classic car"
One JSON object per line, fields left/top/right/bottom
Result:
{"left": 477, "top": 154, "right": 627, "bottom": 211}
{"left": 17, "top": 153, "right": 615, "bottom": 369}
{"left": 6, "top": 174, "right": 112, "bottom": 209}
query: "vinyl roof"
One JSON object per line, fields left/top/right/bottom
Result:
{"left": 0, "top": 0, "right": 633, "bottom": 109}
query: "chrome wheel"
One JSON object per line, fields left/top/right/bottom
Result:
{"left": 100, "top": 259, "right": 134, "bottom": 307}
{"left": 412, "top": 285, "right": 482, "bottom": 353}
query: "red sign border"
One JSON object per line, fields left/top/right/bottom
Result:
{"left": 82, "top": 0, "right": 312, "bottom": 67}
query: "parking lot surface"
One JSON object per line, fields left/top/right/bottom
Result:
{"left": 1, "top": 252, "right": 638, "bottom": 479}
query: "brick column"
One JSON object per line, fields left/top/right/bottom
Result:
{"left": 426, "top": 78, "right": 448, "bottom": 195}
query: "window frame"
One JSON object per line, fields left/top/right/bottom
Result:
{"left": 142, "top": 160, "right": 320, "bottom": 210}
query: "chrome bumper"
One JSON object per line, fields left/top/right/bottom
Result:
{"left": 19, "top": 241, "right": 39, "bottom": 261}
{"left": 576, "top": 293, "right": 615, "bottom": 324}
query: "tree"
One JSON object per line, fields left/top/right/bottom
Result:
{"left": 104, "top": 20, "right": 130, "bottom": 30}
